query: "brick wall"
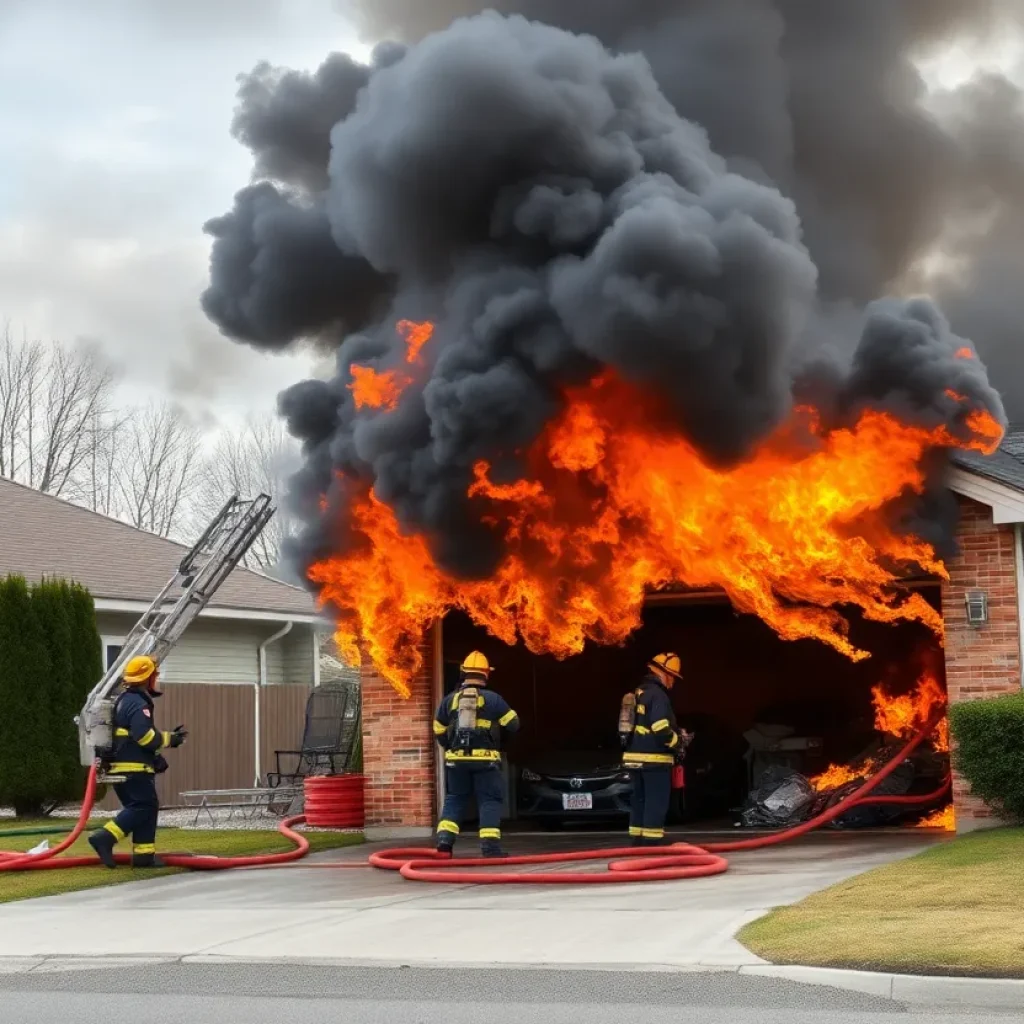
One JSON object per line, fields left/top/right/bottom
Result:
{"left": 942, "top": 497, "right": 1022, "bottom": 830}
{"left": 360, "top": 636, "right": 437, "bottom": 835}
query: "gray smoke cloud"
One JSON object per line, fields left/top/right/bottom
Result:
{"left": 340, "top": 0, "right": 1024, "bottom": 393}
{"left": 201, "top": 7, "right": 1008, "bottom": 582}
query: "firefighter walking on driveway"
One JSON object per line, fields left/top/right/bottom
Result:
{"left": 433, "top": 651, "right": 520, "bottom": 858}
{"left": 621, "top": 652, "right": 691, "bottom": 846}
{"left": 87, "top": 656, "right": 187, "bottom": 869}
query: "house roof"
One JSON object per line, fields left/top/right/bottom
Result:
{"left": 951, "top": 425, "right": 1024, "bottom": 493}
{"left": 0, "top": 477, "right": 317, "bottom": 621}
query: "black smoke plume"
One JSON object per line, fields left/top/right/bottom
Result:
{"left": 202, "top": 7, "right": 1008, "bottom": 582}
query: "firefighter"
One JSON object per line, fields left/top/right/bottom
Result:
{"left": 87, "top": 656, "right": 187, "bottom": 869}
{"left": 622, "top": 652, "right": 690, "bottom": 846}
{"left": 432, "top": 651, "right": 520, "bottom": 858}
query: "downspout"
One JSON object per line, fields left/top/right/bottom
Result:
{"left": 1015, "top": 525, "right": 1024, "bottom": 689}
{"left": 256, "top": 621, "right": 294, "bottom": 786}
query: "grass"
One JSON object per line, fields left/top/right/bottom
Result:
{"left": 0, "top": 820, "right": 363, "bottom": 904}
{"left": 739, "top": 827, "right": 1024, "bottom": 978}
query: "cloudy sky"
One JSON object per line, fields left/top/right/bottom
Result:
{"left": 1, "top": 2, "right": 1018, "bottom": 437}
{"left": 0, "top": 0, "right": 372, "bottom": 431}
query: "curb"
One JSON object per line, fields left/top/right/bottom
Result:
{"left": 739, "top": 964, "right": 1024, "bottom": 1009}
{"left": 0, "top": 955, "right": 1021, "bottom": 1008}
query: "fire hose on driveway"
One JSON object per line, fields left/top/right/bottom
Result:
{"left": 0, "top": 711, "right": 947, "bottom": 882}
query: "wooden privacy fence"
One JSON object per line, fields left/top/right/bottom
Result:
{"left": 97, "top": 683, "right": 312, "bottom": 809}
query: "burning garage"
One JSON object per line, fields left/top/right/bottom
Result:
{"left": 200, "top": 10, "right": 1024, "bottom": 838}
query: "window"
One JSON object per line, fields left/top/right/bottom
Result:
{"left": 101, "top": 637, "right": 125, "bottom": 672}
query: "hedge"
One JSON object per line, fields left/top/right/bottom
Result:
{"left": 0, "top": 575, "right": 103, "bottom": 816}
{"left": 949, "top": 693, "right": 1024, "bottom": 823}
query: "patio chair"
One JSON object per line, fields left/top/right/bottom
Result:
{"left": 267, "top": 681, "right": 361, "bottom": 787}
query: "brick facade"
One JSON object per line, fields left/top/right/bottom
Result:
{"left": 942, "top": 497, "right": 1022, "bottom": 831}
{"left": 360, "top": 638, "right": 436, "bottom": 836}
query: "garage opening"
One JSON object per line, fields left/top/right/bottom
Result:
{"left": 439, "top": 587, "right": 951, "bottom": 833}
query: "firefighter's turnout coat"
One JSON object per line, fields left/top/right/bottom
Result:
{"left": 110, "top": 687, "right": 172, "bottom": 774}
{"left": 432, "top": 685, "right": 520, "bottom": 763}
{"left": 623, "top": 674, "right": 680, "bottom": 768}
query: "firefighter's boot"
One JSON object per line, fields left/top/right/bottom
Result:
{"left": 481, "top": 840, "right": 507, "bottom": 859}
{"left": 131, "top": 852, "right": 167, "bottom": 869}
{"left": 88, "top": 829, "right": 118, "bottom": 869}
{"left": 436, "top": 838, "right": 455, "bottom": 857}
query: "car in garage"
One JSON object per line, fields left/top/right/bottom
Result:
{"left": 516, "top": 746, "right": 633, "bottom": 826}
{"left": 515, "top": 715, "right": 747, "bottom": 828}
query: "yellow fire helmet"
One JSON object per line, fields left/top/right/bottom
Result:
{"left": 123, "top": 655, "right": 157, "bottom": 685}
{"left": 460, "top": 651, "right": 492, "bottom": 677}
{"left": 649, "top": 652, "right": 683, "bottom": 681}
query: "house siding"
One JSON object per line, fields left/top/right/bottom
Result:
{"left": 283, "top": 627, "right": 316, "bottom": 684}
{"left": 94, "top": 613, "right": 316, "bottom": 686}
{"left": 96, "top": 682, "right": 312, "bottom": 807}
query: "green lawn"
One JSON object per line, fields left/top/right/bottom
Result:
{"left": 0, "top": 821, "right": 363, "bottom": 904}
{"left": 739, "top": 827, "right": 1024, "bottom": 978}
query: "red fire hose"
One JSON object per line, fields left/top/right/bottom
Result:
{"left": 0, "top": 712, "right": 947, "bottom": 880}
{"left": 369, "top": 712, "right": 950, "bottom": 884}
{"left": 0, "top": 767, "right": 309, "bottom": 874}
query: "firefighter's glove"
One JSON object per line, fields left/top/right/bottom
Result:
{"left": 153, "top": 754, "right": 169, "bottom": 774}
{"left": 168, "top": 725, "right": 188, "bottom": 748}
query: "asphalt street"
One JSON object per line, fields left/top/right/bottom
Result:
{"left": 0, "top": 964, "right": 1020, "bottom": 1023}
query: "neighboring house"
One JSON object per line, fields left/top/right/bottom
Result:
{"left": 0, "top": 476, "right": 328, "bottom": 803}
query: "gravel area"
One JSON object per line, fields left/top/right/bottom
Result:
{"left": 1, "top": 805, "right": 356, "bottom": 834}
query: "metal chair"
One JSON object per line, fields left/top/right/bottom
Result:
{"left": 267, "top": 681, "right": 361, "bottom": 787}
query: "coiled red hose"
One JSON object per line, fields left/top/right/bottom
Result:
{"left": 0, "top": 713, "right": 947, "bottom": 881}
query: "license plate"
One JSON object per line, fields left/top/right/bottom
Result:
{"left": 562, "top": 793, "right": 593, "bottom": 811}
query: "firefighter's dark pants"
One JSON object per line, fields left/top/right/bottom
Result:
{"left": 628, "top": 767, "right": 671, "bottom": 843}
{"left": 437, "top": 763, "right": 504, "bottom": 851}
{"left": 104, "top": 773, "right": 159, "bottom": 854}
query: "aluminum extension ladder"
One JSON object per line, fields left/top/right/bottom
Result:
{"left": 76, "top": 494, "right": 275, "bottom": 772}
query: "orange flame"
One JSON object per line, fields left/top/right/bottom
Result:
{"left": 872, "top": 671, "right": 949, "bottom": 752}
{"left": 397, "top": 320, "right": 433, "bottom": 364}
{"left": 348, "top": 366, "right": 403, "bottom": 411}
{"left": 347, "top": 321, "right": 434, "bottom": 411}
{"left": 955, "top": 347, "right": 973, "bottom": 359}
{"left": 916, "top": 804, "right": 955, "bottom": 830}
{"left": 313, "top": 370, "right": 1003, "bottom": 696}
{"left": 809, "top": 670, "right": 948, "bottom": 793}
{"left": 810, "top": 761, "right": 875, "bottom": 793}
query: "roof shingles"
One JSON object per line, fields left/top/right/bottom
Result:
{"left": 951, "top": 424, "right": 1024, "bottom": 492}
{"left": 0, "top": 478, "right": 315, "bottom": 617}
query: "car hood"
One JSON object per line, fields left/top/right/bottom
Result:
{"left": 522, "top": 751, "right": 624, "bottom": 775}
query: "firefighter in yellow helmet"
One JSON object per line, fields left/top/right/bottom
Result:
{"left": 432, "top": 651, "right": 520, "bottom": 857}
{"left": 87, "top": 656, "right": 187, "bottom": 869}
{"left": 621, "top": 652, "right": 691, "bottom": 846}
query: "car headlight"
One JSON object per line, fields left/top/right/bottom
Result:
{"left": 521, "top": 769, "right": 542, "bottom": 782}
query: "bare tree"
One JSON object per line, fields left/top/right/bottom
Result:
{"left": 195, "top": 414, "right": 297, "bottom": 568}
{"left": 115, "top": 403, "right": 202, "bottom": 540}
{"left": 0, "top": 327, "right": 44, "bottom": 482}
{"left": 0, "top": 326, "right": 117, "bottom": 498}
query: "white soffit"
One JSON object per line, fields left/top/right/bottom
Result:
{"left": 947, "top": 467, "right": 1024, "bottom": 525}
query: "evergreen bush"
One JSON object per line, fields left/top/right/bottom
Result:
{"left": 0, "top": 576, "right": 104, "bottom": 816}
{"left": 949, "top": 693, "right": 1024, "bottom": 823}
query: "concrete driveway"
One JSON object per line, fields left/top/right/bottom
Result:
{"left": 0, "top": 831, "right": 940, "bottom": 970}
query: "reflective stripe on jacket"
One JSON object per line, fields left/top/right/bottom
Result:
{"left": 623, "top": 674, "right": 679, "bottom": 769}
